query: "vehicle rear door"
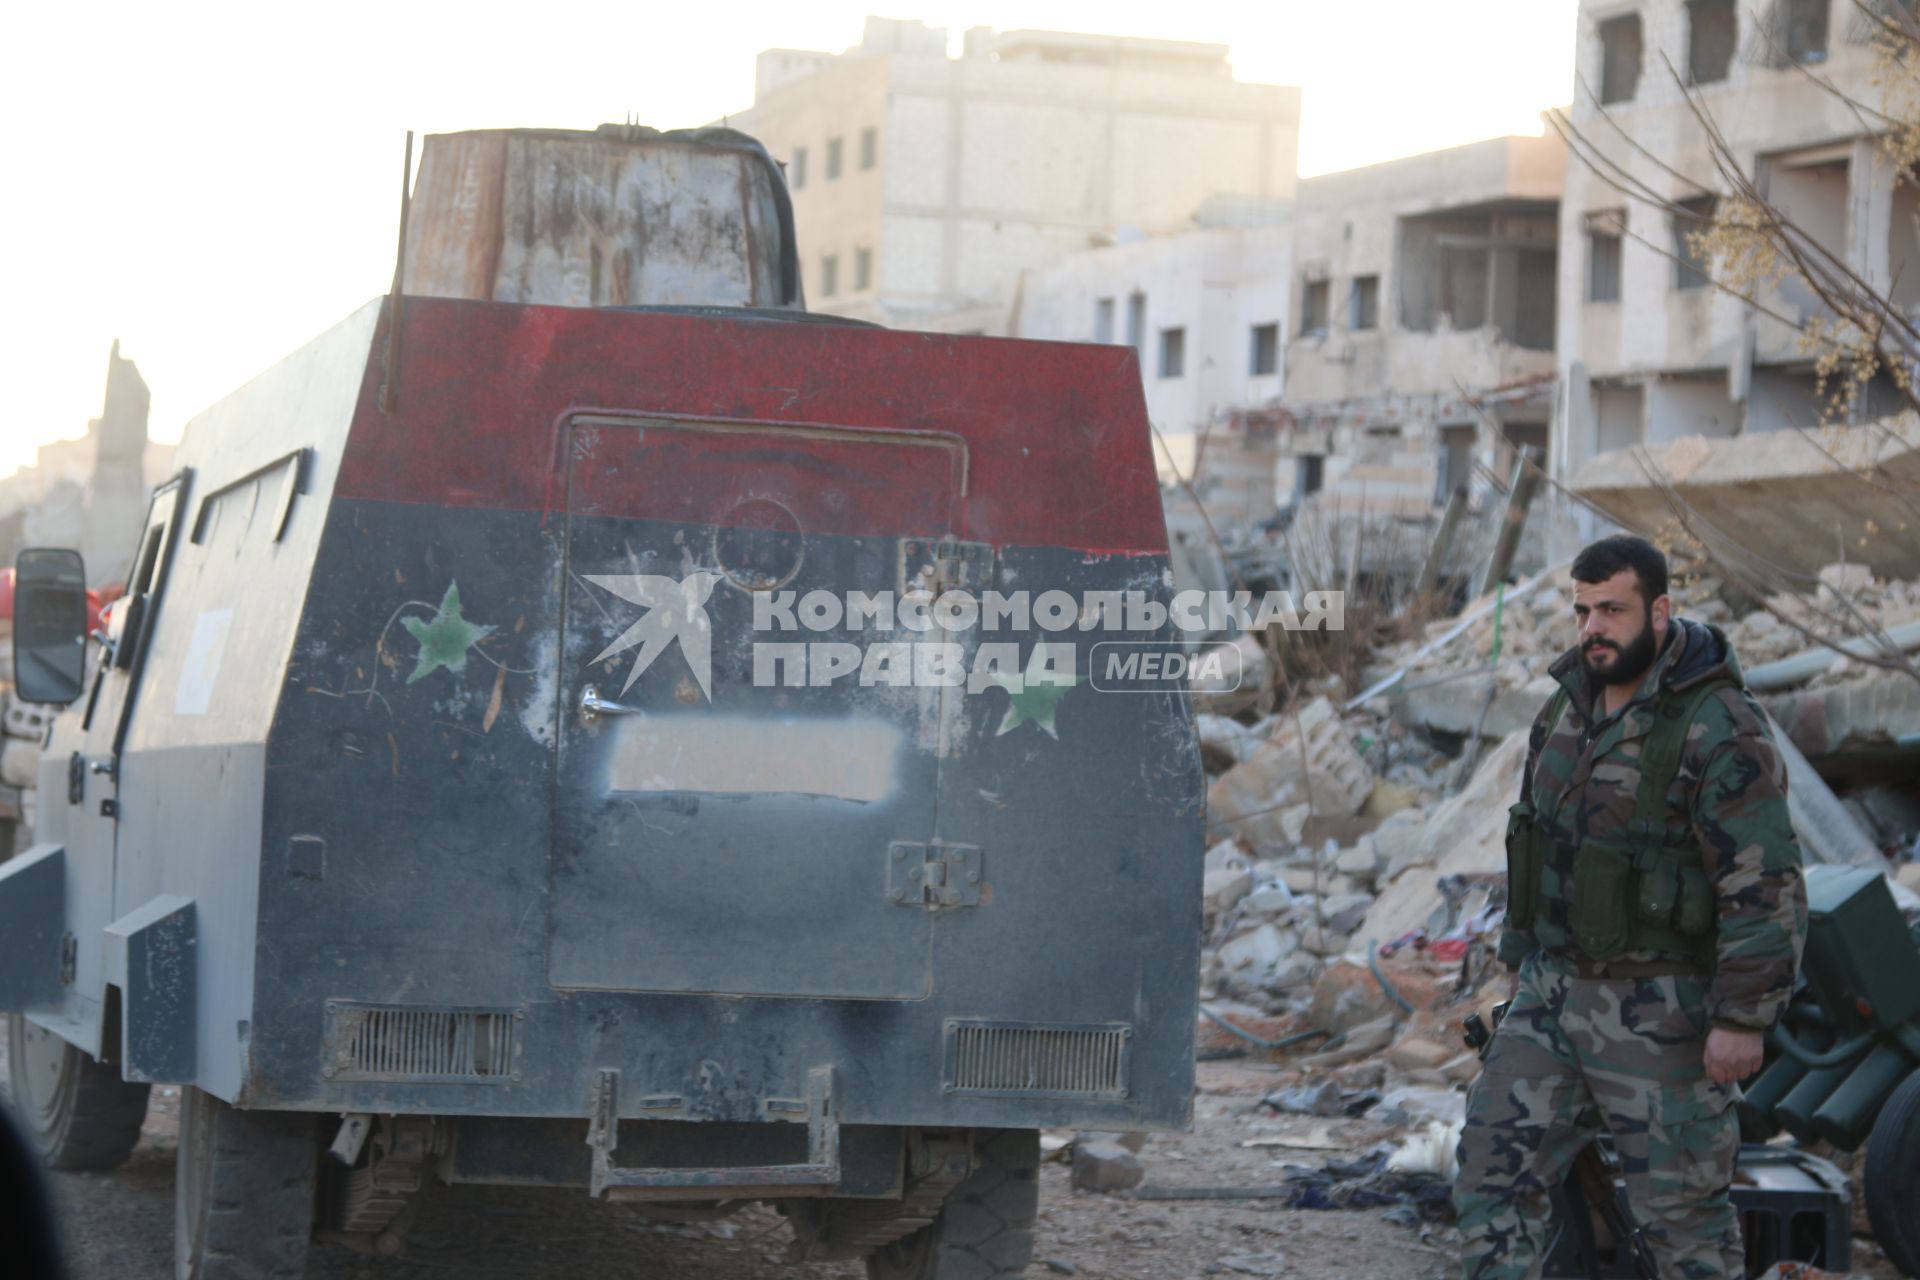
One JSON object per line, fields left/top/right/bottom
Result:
{"left": 546, "top": 414, "right": 968, "bottom": 1001}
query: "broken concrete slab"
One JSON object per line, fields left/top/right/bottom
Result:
{"left": 1360, "top": 733, "right": 1527, "bottom": 946}
{"left": 1569, "top": 414, "right": 1920, "bottom": 580}
{"left": 1207, "top": 697, "right": 1375, "bottom": 849}
{"left": 1764, "top": 666, "right": 1920, "bottom": 761}
{"left": 1392, "top": 673, "right": 1556, "bottom": 740}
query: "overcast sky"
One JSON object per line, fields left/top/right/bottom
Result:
{"left": 0, "top": 0, "right": 1578, "bottom": 476}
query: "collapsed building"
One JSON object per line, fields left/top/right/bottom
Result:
{"left": 1556, "top": 0, "right": 1913, "bottom": 465}
{"left": 1277, "top": 134, "right": 1566, "bottom": 520}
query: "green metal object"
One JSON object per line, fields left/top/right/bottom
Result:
{"left": 1802, "top": 865, "right": 1920, "bottom": 1033}
{"left": 1746, "top": 866, "right": 1920, "bottom": 1152}
{"left": 1737, "top": 1053, "right": 1807, "bottom": 1139}
{"left": 1811, "top": 1042, "right": 1920, "bottom": 1149}
{"left": 1777, "top": 1062, "right": 1857, "bottom": 1145}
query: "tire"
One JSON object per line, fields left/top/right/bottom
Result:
{"left": 175, "top": 1087, "right": 319, "bottom": 1280}
{"left": 867, "top": 1129, "right": 1039, "bottom": 1280}
{"left": 1865, "top": 1069, "right": 1920, "bottom": 1278}
{"left": 4, "top": 1015, "right": 150, "bottom": 1171}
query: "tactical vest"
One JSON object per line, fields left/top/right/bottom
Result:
{"left": 1503, "top": 675, "right": 1735, "bottom": 973}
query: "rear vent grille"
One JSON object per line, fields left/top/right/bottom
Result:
{"left": 326, "top": 1005, "right": 517, "bottom": 1083}
{"left": 945, "top": 1021, "right": 1130, "bottom": 1099}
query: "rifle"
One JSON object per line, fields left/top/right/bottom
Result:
{"left": 1464, "top": 1002, "right": 1661, "bottom": 1280}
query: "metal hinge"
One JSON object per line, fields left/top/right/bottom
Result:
{"left": 888, "top": 841, "right": 983, "bottom": 909}
{"left": 899, "top": 538, "right": 994, "bottom": 596}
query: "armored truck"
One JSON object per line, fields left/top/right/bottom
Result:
{"left": 0, "top": 126, "right": 1203, "bottom": 1279}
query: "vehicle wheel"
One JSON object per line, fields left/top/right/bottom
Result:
{"left": 1865, "top": 1069, "right": 1920, "bottom": 1278}
{"left": 175, "top": 1087, "right": 319, "bottom": 1280}
{"left": 867, "top": 1129, "right": 1038, "bottom": 1280}
{"left": 4, "top": 1015, "right": 150, "bottom": 1171}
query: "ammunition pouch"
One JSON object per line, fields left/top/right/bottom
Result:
{"left": 1568, "top": 834, "right": 1715, "bottom": 968}
{"left": 1511, "top": 674, "right": 1736, "bottom": 974}
{"left": 1504, "top": 801, "right": 1544, "bottom": 931}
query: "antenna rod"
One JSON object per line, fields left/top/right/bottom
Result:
{"left": 379, "top": 130, "right": 414, "bottom": 415}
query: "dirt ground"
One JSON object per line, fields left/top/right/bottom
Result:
{"left": 0, "top": 1027, "right": 1904, "bottom": 1279}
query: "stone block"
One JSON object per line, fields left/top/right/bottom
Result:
{"left": 1319, "top": 892, "right": 1376, "bottom": 935}
{"left": 1241, "top": 885, "right": 1296, "bottom": 917}
{"left": 1071, "top": 1140, "right": 1145, "bottom": 1192}
{"left": 1218, "top": 923, "right": 1299, "bottom": 983}
{"left": 1335, "top": 838, "right": 1381, "bottom": 882}
{"left": 1204, "top": 868, "right": 1254, "bottom": 917}
{"left": 1386, "top": 1037, "right": 1452, "bottom": 1073}
{"left": 1203, "top": 838, "right": 1249, "bottom": 873}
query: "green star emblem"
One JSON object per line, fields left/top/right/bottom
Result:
{"left": 401, "top": 581, "right": 496, "bottom": 684}
{"left": 989, "top": 640, "right": 1082, "bottom": 738}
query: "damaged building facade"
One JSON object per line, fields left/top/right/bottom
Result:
{"left": 729, "top": 18, "right": 1302, "bottom": 333}
{"left": 1556, "top": 0, "right": 1914, "bottom": 468}
{"left": 1007, "top": 197, "right": 1293, "bottom": 524}
{"left": 1277, "top": 135, "right": 1566, "bottom": 518}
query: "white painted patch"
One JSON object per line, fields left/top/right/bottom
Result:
{"left": 519, "top": 631, "right": 560, "bottom": 748}
{"left": 604, "top": 715, "right": 901, "bottom": 802}
{"left": 174, "top": 609, "right": 234, "bottom": 716}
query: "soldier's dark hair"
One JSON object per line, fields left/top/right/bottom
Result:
{"left": 1571, "top": 535, "right": 1668, "bottom": 604}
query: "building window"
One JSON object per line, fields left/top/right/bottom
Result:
{"left": 1588, "top": 211, "right": 1624, "bottom": 302}
{"left": 1688, "top": 0, "right": 1736, "bottom": 83}
{"left": 1599, "top": 14, "right": 1643, "bottom": 104}
{"left": 1095, "top": 297, "right": 1116, "bottom": 343}
{"left": 1249, "top": 322, "right": 1279, "bottom": 375}
{"left": 1125, "top": 291, "right": 1147, "bottom": 351}
{"left": 1295, "top": 455, "right": 1325, "bottom": 500}
{"left": 820, "top": 253, "right": 839, "bottom": 298}
{"left": 1349, "top": 275, "right": 1380, "bottom": 330}
{"left": 1301, "top": 280, "right": 1330, "bottom": 336}
{"left": 854, "top": 247, "right": 873, "bottom": 292}
{"left": 1158, "top": 327, "right": 1186, "bottom": 379}
{"left": 1784, "top": 0, "right": 1829, "bottom": 63}
{"left": 1673, "top": 196, "right": 1717, "bottom": 291}
{"left": 791, "top": 146, "right": 808, "bottom": 190}
{"left": 826, "top": 136, "right": 844, "bottom": 180}
{"left": 859, "top": 127, "right": 878, "bottom": 170}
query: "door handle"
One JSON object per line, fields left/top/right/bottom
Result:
{"left": 578, "top": 684, "right": 642, "bottom": 726}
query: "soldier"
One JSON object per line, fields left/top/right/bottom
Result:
{"left": 1455, "top": 535, "right": 1807, "bottom": 1279}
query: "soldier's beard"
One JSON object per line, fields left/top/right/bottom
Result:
{"left": 1582, "top": 610, "right": 1660, "bottom": 688}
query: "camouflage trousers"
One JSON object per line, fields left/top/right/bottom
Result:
{"left": 1454, "top": 952, "right": 1743, "bottom": 1280}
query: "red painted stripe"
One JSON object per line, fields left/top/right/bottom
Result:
{"left": 336, "top": 298, "right": 1168, "bottom": 555}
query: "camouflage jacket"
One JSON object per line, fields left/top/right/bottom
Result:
{"left": 1498, "top": 618, "right": 1808, "bottom": 1031}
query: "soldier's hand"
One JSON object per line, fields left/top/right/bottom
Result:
{"left": 1703, "top": 1026, "right": 1764, "bottom": 1084}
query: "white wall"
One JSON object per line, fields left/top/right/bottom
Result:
{"left": 731, "top": 22, "right": 1302, "bottom": 328}
{"left": 1009, "top": 223, "right": 1292, "bottom": 445}
{"left": 1556, "top": 0, "right": 1893, "bottom": 466}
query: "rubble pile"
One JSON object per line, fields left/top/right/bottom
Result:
{"left": 1161, "top": 552, "right": 1920, "bottom": 1267}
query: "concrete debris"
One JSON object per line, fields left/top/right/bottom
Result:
{"left": 1203, "top": 838, "right": 1252, "bottom": 873}
{"left": 1384, "top": 1120, "right": 1462, "bottom": 1180}
{"left": 1360, "top": 734, "right": 1526, "bottom": 946}
{"left": 1216, "top": 923, "right": 1301, "bottom": 991}
{"left": 1070, "top": 1140, "right": 1145, "bottom": 1192}
{"left": 1297, "top": 1014, "right": 1396, "bottom": 1070}
{"left": 1202, "top": 868, "right": 1255, "bottom": 920}
{"left": 1207, "top": 697, "right": 1375, "bottom": 849}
